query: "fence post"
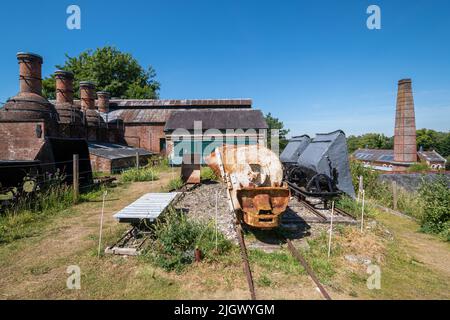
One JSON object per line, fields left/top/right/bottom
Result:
{"left": 73, "top": 154, "right": 79, "bottom": 204}
{"left": 136, "top": 152, "right": 140, "bottom": 170}
{"left": 392, "top": 181, "right": 398, "bottom": 211}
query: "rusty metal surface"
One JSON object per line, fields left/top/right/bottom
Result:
{"left": 236, "top": 223, "right": 257, "bottom": 300}
{"left": 237, "top": 186, "right": 290, "bottom": 229}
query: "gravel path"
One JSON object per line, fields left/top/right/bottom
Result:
{"left": 174, "top": 182, "right": 238, "bottom": 242}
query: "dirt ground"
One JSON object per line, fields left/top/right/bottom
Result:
{"left": 0, "top": 172, "right": 449, "bottom": 300}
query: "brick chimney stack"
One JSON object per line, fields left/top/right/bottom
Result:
{"left": 79, "top": 81, "right": 96, "bottom": 111}
{"left": 17, "top": 52, "right": 43, "bottom": 95}
{"left": 394, "top": 79, "right": 417, "bottom": 163}
{"left": 55, "top": 70, "right": 74, "bottom": 105}
{"left": 97, "top": 91, "right": 110, "bottom": 113}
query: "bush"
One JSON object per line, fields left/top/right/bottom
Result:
{"left": 200, "top": 167, "right": 218, "bottom": 181}
{"left": 408, "top": 162, "right": 429, "bottom": 173}
{"left": 418, "top": 176, "right": 450, "bottom": 238}
{"left": 146, "top": 209, "right": 232, "bottom": 272}
{"left": 120, "top": 167, "right": 159, "bottom": 182}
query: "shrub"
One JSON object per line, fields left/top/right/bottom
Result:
{"left": 146, "top": 209, "right": 232, "bottom": 272}
{"left": 200, "top": 167, "right": 218, "bottom": 181}
{"left": 120, "top": 167, "right": 159, "bottom": 182}
{"left": 418, "top": 176, "right": 450, "bottom": 238}
{"left": 408, "top": 162, "right": 429, "bottom": 173}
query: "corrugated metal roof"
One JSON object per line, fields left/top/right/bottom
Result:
{"left": 113, "top": 192, "right": 180, "bottom": 221}
{"left": 164, "top": 109, "right": 268, "bottom": 130}
{"left": 418, "top": 150, "right": 447, "bottom": 163}
{"left": 88, "top": 142, "right": 153, "bottom": 160}
{"left": 106, "top": 108, "right": 174, "bottom": 123}
{"left": 354, "top": 149, "right": 447, "bottom": 164}
{"left": 353, "top": 149, "right": 394, "bottom": 163}
{"left": 108, "top": 99, "right": 252, "bottom": 108}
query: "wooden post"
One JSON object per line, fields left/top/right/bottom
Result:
{"left": 360, "top": 190, "right": 365, "bottom": 233}
{"left": 392, "top": 181, "right": 398, "bottom": 211}
{"left": 73, "top": 154, "right": 79, "bottom": 204}
{"left": 327, "top": 201, "right": 334, "bottom": 258}
{"left": 136, "top": 152, "right": 140, "bottom": 170}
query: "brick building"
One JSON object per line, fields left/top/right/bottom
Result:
{"left": 1, "top": 52, "right": 268, "bottom": 176}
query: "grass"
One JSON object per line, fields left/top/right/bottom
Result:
{"left": 120, "top": 166, "right": 159, "bottom": 183}
{"left": 162, "top": 177, "right": 184, "bottom": 192}
{"left": 200, "top": 167, "right": 218, "bottom": 181}
{"left": 143, "top": 209, "right": 232, "bottom": 272}
{"left": 0, "top": 184, "right": 109, "bottom": 244}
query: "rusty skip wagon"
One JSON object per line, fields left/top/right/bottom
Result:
{"left": 205, "top": 145, "right": 290, "bottom": 229}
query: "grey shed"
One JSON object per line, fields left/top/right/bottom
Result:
{"left": 297, "top": 130, "right": 355, "bottom": 198}
{"left": 280, "top": 135, "right": 311, "bottom": 163}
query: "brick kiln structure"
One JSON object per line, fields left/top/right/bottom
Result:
{"left": 1, "top": 52, "right": 268, "bottom": 174}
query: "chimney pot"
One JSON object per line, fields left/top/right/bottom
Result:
{"left": 17, "top": 52, "right": 43, "bottom": 95}
{"left": 96, "top": 91, "right": 110, "bottom": 113}
{"left": 55, "top": 70, "right": 74, "bottom": 105}
{"left": 79, "top": 81, "right": 96, "bottom": 110}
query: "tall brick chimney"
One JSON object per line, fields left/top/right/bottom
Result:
{"left": 394, "top": 79, "right": 417, "bottom": 163}
{"left": 97, "top": 91, "right": 110, "bottom": 113}
{"left": 0, "top": 52, "right": 58, "bottom": 123}
{"left": 79, "top": 81, "right": 96, "bottom": 111}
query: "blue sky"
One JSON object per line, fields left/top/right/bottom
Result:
{"left": 0, "top": 0, "right": 449, "bottom": 137}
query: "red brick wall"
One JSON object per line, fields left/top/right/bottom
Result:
{"left": 123, "top": 124, "right": 165, "bottom": 154}
{"left": 0, "top": 122, "right": 46, "bottom": 160}
{"left": 90, "top": 154, "right": 112, "bottom": 173}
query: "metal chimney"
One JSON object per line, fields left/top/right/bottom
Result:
{"left": 394, "top": 79, "right": 417, "bottom": 163}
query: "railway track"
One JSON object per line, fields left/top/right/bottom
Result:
{"left": 235, "top": 215, "right": 332, "bottom": 301}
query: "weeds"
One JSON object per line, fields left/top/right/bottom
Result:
{"left": 120, "top": 166, "right": 159, "bottom": 182}
{"left": 200, "top": 167, "right": 218, "bottom": 181}
{"left": 164, "top": 177, "right": 184, "bottom": 192}
{"left": 144, "top": 209, "right": 232, "bottom": 272}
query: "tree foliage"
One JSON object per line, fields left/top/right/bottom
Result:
{"left": 347, "top": 129, "right": 450, "bottom": 157}
{"left": 42, "top": 46, "right": 160, "bottom": 100}
{"left": 265, "top": 112, "right": 290, "bottom": 152}
{"left": 347, "top": 133, "right": 393, "bottom": 153}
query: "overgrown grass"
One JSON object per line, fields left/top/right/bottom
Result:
{"left": 336, "top": 195, "right": 377, "bottom": 219}
{"left": 200, "top": 167, "right": 218, "bottom": 182}
{"left": 163, "top": 177, "right": 184, "bottom": 192}
{"left": 0, "top": 184, "right": 73, "bottom": 244}
{"left": 0, "top": 184, "right": 110, "bottom": 244}
{"left": 120, "top": 166, "right": 159, "bottom": 182}
{"left": 143, "top": 209, "right": 232, "bottom": 272}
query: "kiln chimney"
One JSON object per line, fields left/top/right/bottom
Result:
{"left": 55, "top": 70, "right": 74, "bottom": 105}
{"left": 97, "top": 91, "right": 110, "bottom": 113}
{"left": 0, "top": 52, "right": 58, "bottom": 123}
{"left": 18, "top": 52, "right": 43, "bottom": 95}
{"left": 79, "top": 81, "right": 96, "bottom": 111}
{"left": 394, "top": 79, "right": 417, "bottom": 163}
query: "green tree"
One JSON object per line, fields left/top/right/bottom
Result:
{"left": 264, "top": 113, "right": 290, "bottom": 152}
{"left": 416, "top": 128, "right": 450, "bottom": 157}
{"left": 347, "top": 133, "right": 393, "bottom": 153}
{"left": 42, "top": 46, "right": 160, "bottom": 100}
